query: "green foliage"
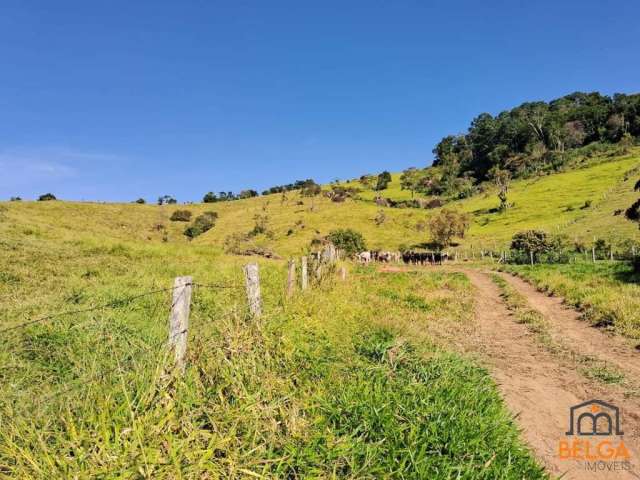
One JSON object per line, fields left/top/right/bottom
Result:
{"left": 9, "top": 196, "right": 22, "bottom": 201}
{"left": 300, "top": 179, "right": 321, "bottom": 197}
{"left": 202, "top": 191, "right": 217, "bottom": 203}
{"left": 248, "top": 213, "right": 269, "bottom": 236}
{"left": 183, "top": 211, "right": 218, "bottom": 238}
{"left": 374, "top": 171, "right": 392, "bottom": 191}
{"left": 38, "top": 193, "right": 57, "bottom": 201}
{"left": 433, "top": 91, "right": 640, "bottom": 183}
{"left": 326, "top": 228, "right": 366, "bottom": 256}
{"left": 157, "top": 195, "right": 176, "bottom": 205}
{"left": 509, "top": 230, "right": 569, "bottom": 263}
{"left": 134, "top": 198, "right": 145, "bottom": 204}
{"left": 169, "top": 209, "right": 192, "bottom": 222}
{"left": 239, "top": 189, "right": 258, "bottom": 199}
{"left": 428, "top": 209, "right": 471, "bottom": 249}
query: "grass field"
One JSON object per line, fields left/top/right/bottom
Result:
{"left": 0, "top": 205, "right": 546, "bottom": 477}
{"left": 500, "top": 261, "right": 640, "bottom": 341}
{"left": 1, "top": 148, "right": 639, "bottom": 477}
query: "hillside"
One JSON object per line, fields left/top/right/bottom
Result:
{"left": 3, "top": 149, "right": 638, "bottom": 261}
{"left": 2, "top": 149, "right": 640, "bottom": 478}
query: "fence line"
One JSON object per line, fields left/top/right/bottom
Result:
{"left": 4, "top": 255, "right": 345, "bottom": 405}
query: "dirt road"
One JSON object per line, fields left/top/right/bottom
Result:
{"left": 462, "top": 269, "right": 640, "bottom": 479}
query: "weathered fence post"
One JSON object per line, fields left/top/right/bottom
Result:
{"left": 592, "top": 245, "right": 596, "bottom": 263}
{"left": 610, "top": 249, "right": 614, "bottom": 262}
{"left": 530, "top": 251, "right": 534, "bottom": 266}
{"left": 169, "top": 276, "right": 192, "bottom": 374}
{"left": 338, "top": 266, "right": 347, "bottom": 281}
{"left": 287, "top": 259, "right": 296, "bottom": 297}
{"left": 301, "top": 256, "right": 308, "bottom": 290}
{"left": 244, "top": 263, "right": 262, "bottom": 318}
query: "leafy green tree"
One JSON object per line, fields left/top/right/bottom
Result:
{"left": 134, "top": 198, "right": 145, "bottom": 204}
{"left": 428, "top": 209, "right": 470, "bottom": 250}
{"left": 158, "top": 195, "right": 176, "bottom": 205}
{"left": 326, "top": 229, "right": 366, "bottom": 257}
{"left": 203, "top": 192, "right": 217, "bottom": 203}
{"left": 510, "top": 230, "right": 550, "bottom": 262}
{"left": 375, "top": 171, "right": 392, "bottom": 191}
{"left": 38, "top": 193, "right": 56, "bottom": 201}
{"left": 399, "top": 167, "right": 424, "bottom": 197}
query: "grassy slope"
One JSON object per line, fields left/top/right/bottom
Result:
{"left": 0, "top": 204, "right": 544, "bottom": 477}
{"left": 1, "top": 149, "right": 639, "bottom": 476}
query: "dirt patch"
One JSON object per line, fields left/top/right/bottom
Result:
{"left": 462, "top": 269, "right": 640, "bottom": 479}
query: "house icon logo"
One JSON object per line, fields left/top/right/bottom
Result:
{"left": 566, "top": 399, "right": 623, "bottom": 436}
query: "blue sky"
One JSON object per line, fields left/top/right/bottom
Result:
{"left": 1, "top": 1, "right": 639, "bottom": 202}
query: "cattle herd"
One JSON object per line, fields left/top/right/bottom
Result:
{"left": 356, "top": 250, "right": 449, "bottom": 265}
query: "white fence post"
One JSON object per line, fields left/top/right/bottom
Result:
{"left": 301, "top": 256, "right": 308, "bottom": 290}
{"left": 244, "top": 263, "right": 262, "bottom": 318}
{"left": 287, "top": 259, "right": 296, "bottom": 297}
{"left": 168, "top": 276, "right": 192, "bottom": 374}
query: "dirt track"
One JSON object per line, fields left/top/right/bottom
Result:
{"left": 462, "top": 269, "right": 640, "bottom": 479}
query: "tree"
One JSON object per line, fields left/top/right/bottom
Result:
{"left": 625, "top": 178, "right": 640, "bottom": 226}
{"left": 510, "top": 230, "right": 551, "bottom": 262}
{"left": 38, "top": 193, "right": 56, "bottom": 201}
{"left": 134, "top": 198, "right": 146, "bottom": 204}
{"left": 626, "top": 178, "right": 640, "bottom": 272}
{"left": 203, "top": 192, "right": 217, "bottom": 203}
{"left": 489, "top": 166, "right": 511, "bottom": 211}
{"left": 300, "top": 179, "right": 322, "bottom": 210}
{"left": 326, "top": 229, "right": 366, "bottom": 257}
{"left": 10, "top": 196, "right": 21, "bottom": 201}
{"left": 239, "top": 189, "right": 258, "bottom": 199}
{"left": 428, "top": 209, "right": 471, "bottom": 250}
{"left": 375, "top": 171, "right": 392, "bottom": 191}
{"left": 158, "top": 195, "right": 176, "bottom": 205}
{"left": 399, "top": 167, "right": 424, "bottom": 198}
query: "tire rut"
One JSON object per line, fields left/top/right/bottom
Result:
{"left": 462, "top": 268, "right": 640, "bottom": 479}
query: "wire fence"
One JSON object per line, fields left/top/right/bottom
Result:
{"left": 1, "top": 277, "right": 246, "bottom": 405}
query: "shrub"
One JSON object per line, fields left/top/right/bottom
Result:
{"left": 184, "top": 211, "right": 218, "bottom": 239}
{"left": 374, "top": 171, "right": 392, "bottom": 191}
{"left": 509, "top": 230, "right": 570, "bottom": 264}
{"left": 248, "top": 214, "right": 269, "bottom": 237}
{"left": 134, "top": 198, "right": 146, "bottom": 204}
{"left": 10, "top": 196, "right": 21, "bottom": 201}
{"left": 38, "top": 193, "right": 56, "bottom": 201}
{"left": 428, "top": 209, "right": 471, "bottom": 249}
{"left": 158, "top": 195, "right": 177, "bottom": 205}
{"left": 170, "top": 209, "right": 192, "bottom": 222}
{"left": 326, "top": 229, "right": 366, "bottom": 257}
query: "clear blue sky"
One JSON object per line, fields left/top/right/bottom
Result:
{"left": 2, "top": 1, "right": 639, "bottom": 202}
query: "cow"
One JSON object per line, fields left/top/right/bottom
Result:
{"left": 356, "top": 251, "right": 372, "bottom": 264}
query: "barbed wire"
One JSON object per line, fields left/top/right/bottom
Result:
{"left": 0, "top": 281, "right": 242, "bottom": 337}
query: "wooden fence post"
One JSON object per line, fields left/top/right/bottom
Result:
{"left": 592, "top": 245, "right": 596, "bottom": 263}
{"left": 287, "top": 259, "right": 296, "bottom": 297}
{"left": 244, "top": 263, "right": 262, "bottom": 318}
{"left": 530, "top": 251, "right": 534, "bottom": 266}
{"left": 301, "top": 256, "right": 308, "bottom": 290}
{"left": 338, "top": 266, "right": 347, "bottom": 280}
{"left": 169, "top": 276, "right": 192, "bottom": 374}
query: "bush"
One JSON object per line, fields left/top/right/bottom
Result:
{"left": 509, "top": 230, "right": 570, "bottom": 264}
{"left": 326, "top": 229, "right": 366, "bottom": 257}
{"left": 134, "top": 198, "right": 146, "bottom": 204}
{"left": 38, "top": 193, "right": 56, "bottom": 201}
{"left": 10, "top": 196, "right": 21, "bottom": 201}
{"left": 184, "top": 211, "right": 218, "bottom": 239}
{"left": 170, "top": 209, "right": 192, "bottom": 222}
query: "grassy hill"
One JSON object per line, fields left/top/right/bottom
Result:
{"left": 0, "top": 148, "right": 639, "bottom": 477}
